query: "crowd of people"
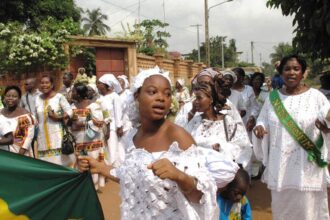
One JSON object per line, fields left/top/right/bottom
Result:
{"left": 1, "top": 55, "right": 330, "bottom": 219}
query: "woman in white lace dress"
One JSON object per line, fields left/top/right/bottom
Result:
{"left": 78, "top": 67, "right": 239, "bottom": 219}
{"left": 185, "top": 79, "right": 252, "bottom": 169}
{"left": 253, "top": 55, "right": 330, "bottom": 220}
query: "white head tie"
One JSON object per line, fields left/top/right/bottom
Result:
{"left": 176, "top": 78, "right": 185, "bottom": 86}
{"left": 117, "top": 75, "right": 129, "bottom": 89}
{"left": 221, "top": 70, "right": 237, "bottom": 83}
{"left": 131, "top": 66, "right": 172, "bottom": 94}
{"left": 98, "top": 73, "right": 122, "bottom": 94}
{"left": 192, "top": 68, "right": 219, "bottom": 85}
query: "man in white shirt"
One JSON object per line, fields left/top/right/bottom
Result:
{"left": 20, "top": 78, "right": 41, "bottom": 114}
{"left": 59, "top": 72, "right": 74, "bottom": 103}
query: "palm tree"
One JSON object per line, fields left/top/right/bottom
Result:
{"left": 270, "top": 42, "right": 295, "bottom": 64}
{"left": 82, "top": 8, "right": 111, "bottom": 36}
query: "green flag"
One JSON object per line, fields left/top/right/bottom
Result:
{"left": 0, "top": 150, "right": 104, "bottom": 220}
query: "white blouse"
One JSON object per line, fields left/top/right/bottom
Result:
{"left": 253, "top": 88, "right": 330, "bottom": 191}
{"left": 111, "top": 128, "right": 239, "bottom": 220}
{"left": 185, "top": 114, "right": 252, "bottom": 168}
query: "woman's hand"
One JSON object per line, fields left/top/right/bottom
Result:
{"left": 148, "top": 158, "right": 181, "bottom": 181}
{"left": 253, "top": 125, "right": 267, "bottom": 139}
{"left": 47, "top": 109, "right": 60, "bottom": 121}
{"left": 315, "top": 119, "right": 330, "bottom": 133}
{"left": 77, "top": 155, "right": 111, "bottom": 177}
{"left": 148, "top": 158, "right": 202, "bottom": 203}
{"left": 246, "top": 116, "right": 256, "bottom": 132}
{"left": 47, "top": 108, "right": 67, "bottom": 122}
{"left": 212, "top": 143, "right": 220, "bottom": 151}
{"left": 116, "top": 127, "right": 124, "bottom": 137}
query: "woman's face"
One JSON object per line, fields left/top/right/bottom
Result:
{"left": 223, "top": 75, "right": 234, "bottom": 88}
{"left": 117, "top": 78, "right": 125, "bottom": 90}
{"left": 4, "top": 89, "right": 20, "bottom": 108}
{"left": 71, "top": 87, "right": 78, "bottom": 100}
{"left": 281, "top": 58, "right": 304, "bottom": 88}
{"left": 96, "top": 80, "right": 108, "bottom": 95}
{"left": 40, "top": 77, "right": 53, "bottom": 94}
{"left": 252, "top": 75, "right": 264, "bottom": 89}
{"left": 197, "top": 75, "right": 212, "bottom": 84}
{"left": 193, "top": 90, "right": 212, "bottom": 113}
{"left": 136, "top": 75, "right": 172, "bottom": 121}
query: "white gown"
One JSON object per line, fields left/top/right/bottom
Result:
{"left": 185, "top": 114, "right": 252, "bottom": 169}
{"left": 98, "top": 92, "right": 125, "bottom": 167}
{"left": 112, "top": 128, "right": 239, "bottom": 220}
{"left": 252, "top": 88, "right": 330, "bottom": 220}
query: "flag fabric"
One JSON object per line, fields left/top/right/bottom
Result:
{"left": 0, "top": 150, "right": 104, "bottom": 220}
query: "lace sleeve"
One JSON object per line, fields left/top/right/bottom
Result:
{"left": 253, "top": 96, "right": 271, "bottom": 164}
{"left": 165, "top": 144, "right": 219, "bottom": 220}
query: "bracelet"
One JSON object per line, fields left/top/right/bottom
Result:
{"left": 181, "top": 176, "right": 198, "bottom": 195}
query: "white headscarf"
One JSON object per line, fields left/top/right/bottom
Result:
{"left": 221, "top": 70, "right": 237, "bottom": 83}
{"left": 176, "top": 78, "right": 185, "bottom": 86}
{"left": 126, "top": 67, "right": 172, "bottom": 127}
{"left": 192, "top": 68, "right": 219, "bottom": 85}
{"left": 130, "top": 66, "right": 171, "bottom": 94}
{"left": 117, "top": 75, "right": 129, "bottom": 89}
{"left": 98, "top": 73, "right": 122, "bottom": 94}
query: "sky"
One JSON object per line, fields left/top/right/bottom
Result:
{"left": 76, "top": 0, "right": 295, "bottom": 66}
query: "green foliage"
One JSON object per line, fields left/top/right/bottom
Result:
{"left": 70, "top": 46, "right": 96, "bottom": 73}
{"left": 131, "top": 19, "right": 171, "bottom": 56}
{"left": 261, "top": 62, "right": 276, "bottom": 76}
{"left": 267, "top": 0, "right": 330, "bottom": 60}
{"left": 0, "top": 18, "right": 78, "bottom": 75}
{"left": 187, "top": 36, "right": 239, "bottom": 67}
{"left": 0, "top": 0, "right": 81, "bottom": 30}
{"left": 236, "top": 61, "right": 255, "bottom": 68}
{"left": 270, "top": 42, "right": 295, "bottom": 64}
{"left": 82, "top": 8, "right": 110, "bottom": 36}
{"left": 269, "top": 42, "right": 330, "bottom": 77}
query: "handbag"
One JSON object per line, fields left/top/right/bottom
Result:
{"left": 85, "top": 121, "right": 96, "bottom": 139}
{"left": 62, "top": 123, "right": 75, "bottom": 155}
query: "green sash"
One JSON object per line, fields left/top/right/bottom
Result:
{"left": 270, "top": 90, "right": 327, "bottom": 168}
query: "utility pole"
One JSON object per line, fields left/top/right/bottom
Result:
{"left": 163, "top": 0, "right": 166, "bottom": 24}
{"left": 204, "top": 0, "right": 233, "bottom": 67}
{"left": 221, "top": 37, "right": 225, "bottom": 69}
{"left": 251, "top": 41, "right": 254, "bottom": 65}
{"left": 138, "top": 0, "right": 141, "bottom": 23}
{"left": 204, "top": 0, "right": 210, "bottom": 66}
{"left": 191, "top": 24, "right": 202, "bottom": 62}
{"left": 259, "top": 53, "right": 262, "bottom": 66}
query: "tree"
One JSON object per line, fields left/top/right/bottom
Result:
{"left": 0, "top": 0, "right": 81, "bottom": 30}
{"left": 270, "top": 42, "right": 295, "bottom": 64}
{"left": 267, "top": 0, "right": 330, "bottom": 60}
{"left": 261, "top": 62, "right": 276, "bottom": 76}
{"left": 0, "top": 18, "right": 79, "bottom": 75}
{"left": 131, "top": 19, "right": 171, "bottom": 56}
{"left": 82, "top": 8, "right": 110, "bottom": 36}
{"left": 187, "top": 36, "right": 239, "bottom": 68}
